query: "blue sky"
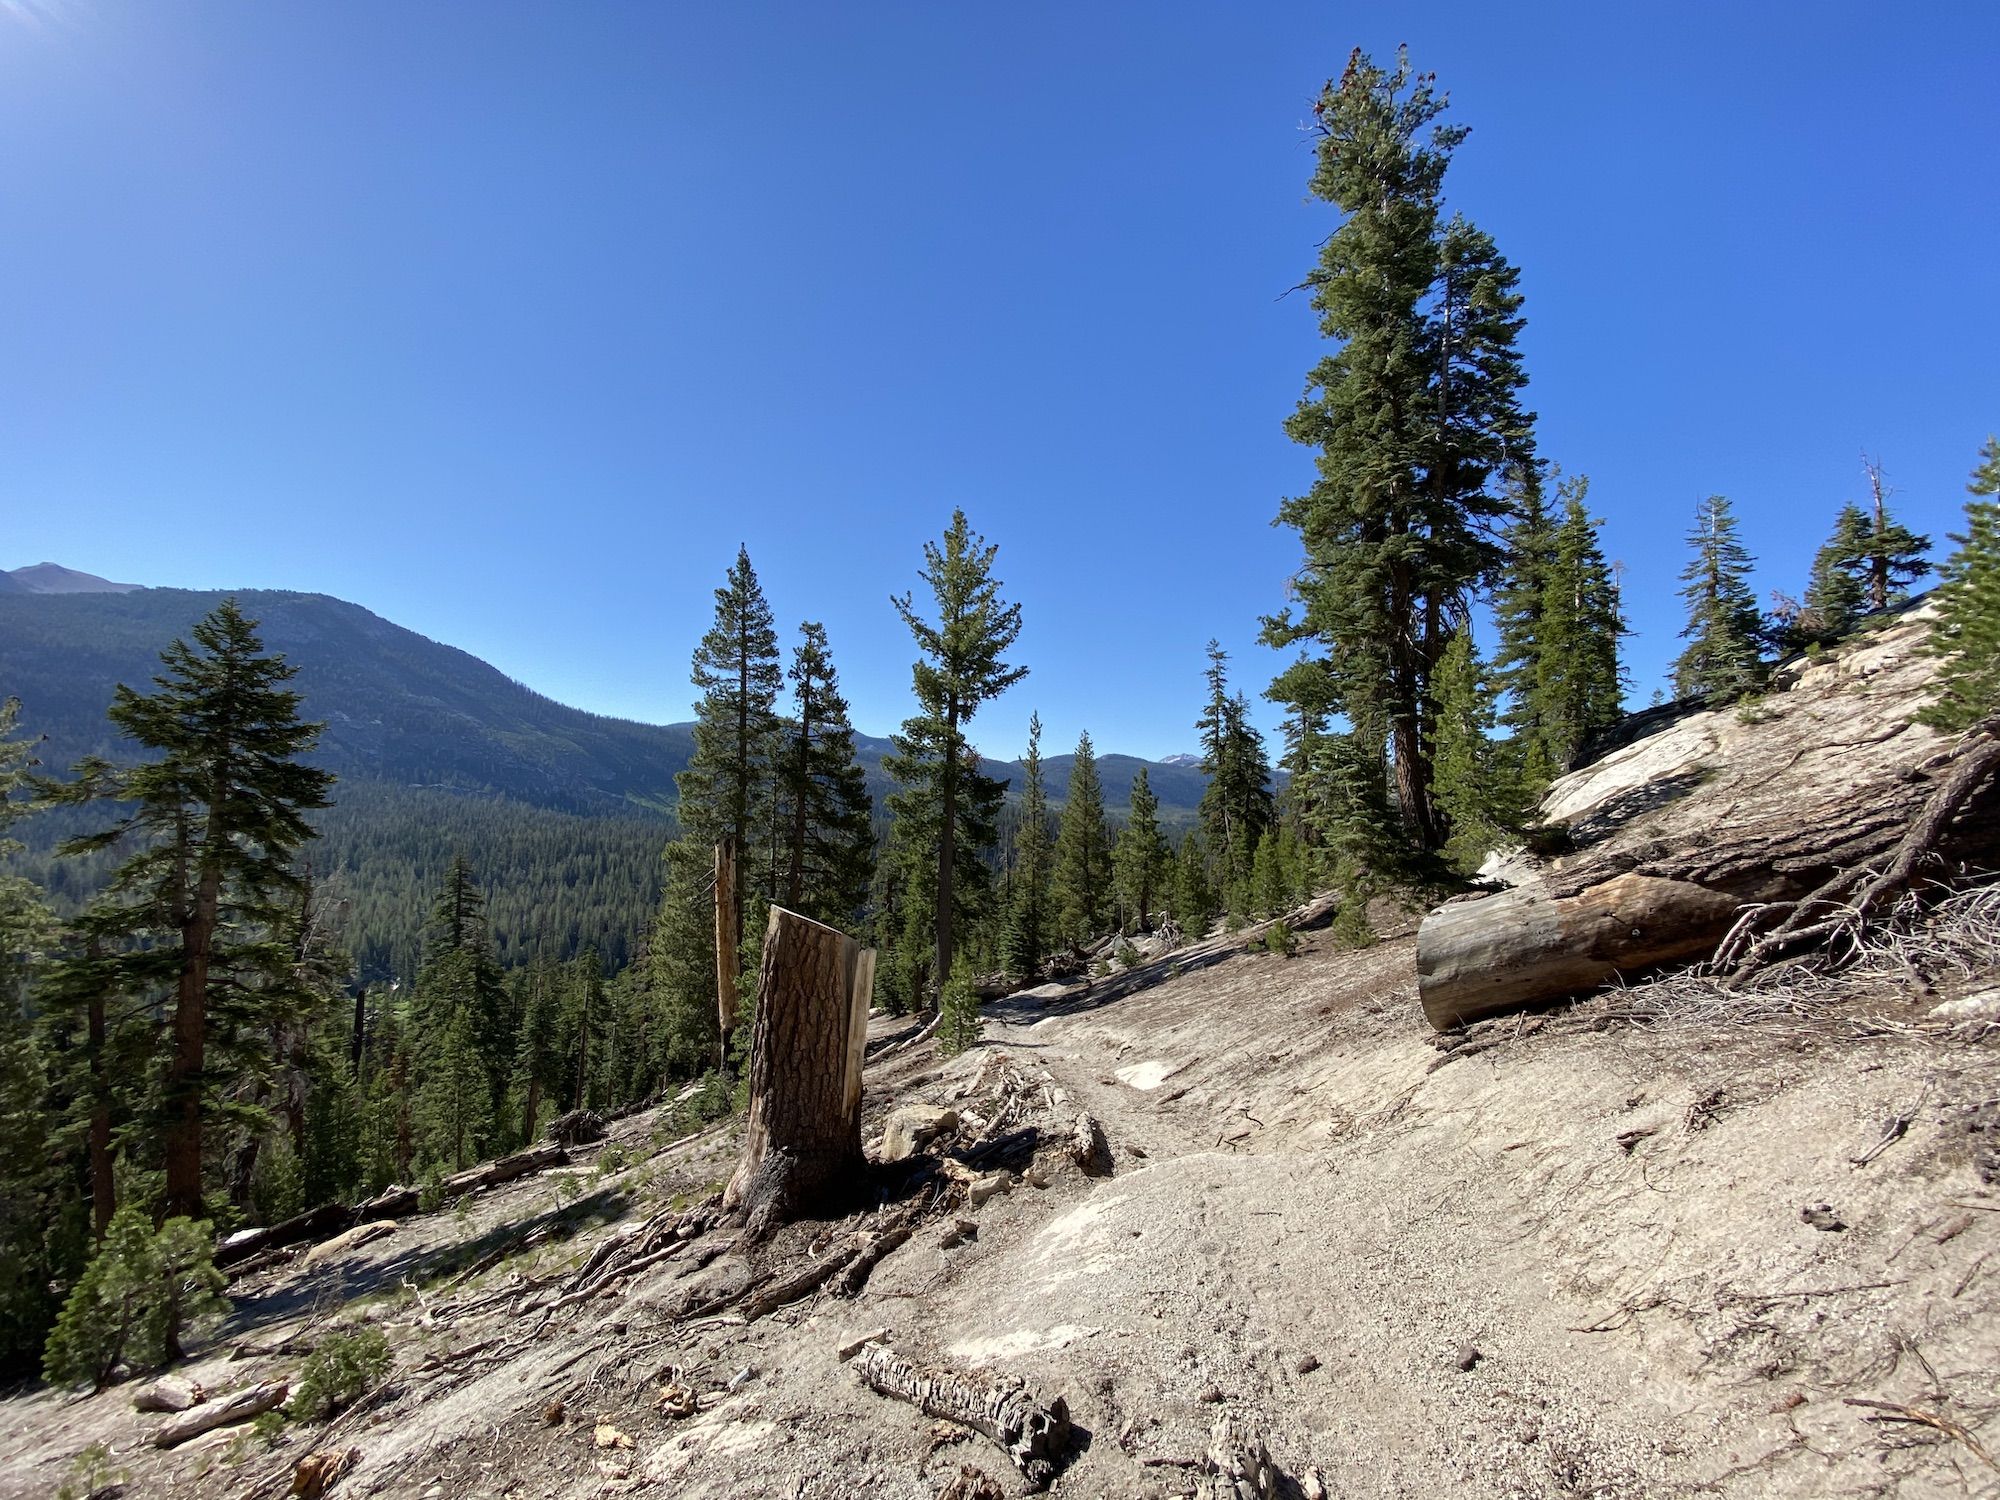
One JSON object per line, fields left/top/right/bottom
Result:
{"left": 4, "top": 3, "right": 1996, "bottom": 761}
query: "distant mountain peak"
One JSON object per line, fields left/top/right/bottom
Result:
{"left": 6, "top": 562, "right": 143, "bottom": 595}
{"left": 1159, "top": 752, "right": 1203, "bottom": 768}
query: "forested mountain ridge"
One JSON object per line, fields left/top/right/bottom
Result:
{"left": 0, "top": 583, "right": 1212, "bottom": 818}
{"left": 0, "top": 581, "right": 1214, "bottom": 977}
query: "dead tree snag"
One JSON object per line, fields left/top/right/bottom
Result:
{"left": 724, "top": 906, "right": 875, "bottom": 1238}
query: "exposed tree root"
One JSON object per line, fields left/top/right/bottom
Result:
{"left": 1716, "top": 717, "right": 2000, "bottom": 975}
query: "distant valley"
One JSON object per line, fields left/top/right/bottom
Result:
{"left": 0, "top": 571, "right": 1212, "bottom": 978}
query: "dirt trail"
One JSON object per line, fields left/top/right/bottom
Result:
{"left": 6, "top": 914, "right": 1997, "bottom": 1499}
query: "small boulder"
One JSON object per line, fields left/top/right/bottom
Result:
{"left": 133, "top": 1376, "right": 203, "bottom": 1413}
{"left": 880, "top": 1105, "right": 959, "bottom": 1162}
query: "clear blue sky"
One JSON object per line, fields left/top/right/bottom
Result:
{"left": 4, "top": 3, "right": 1996, "bottom": 761}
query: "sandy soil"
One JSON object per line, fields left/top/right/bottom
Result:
{"left": 7, "top": 899, "right": 1997, "bottom": 1500}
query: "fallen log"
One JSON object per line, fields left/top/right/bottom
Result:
{"left": 1417, "top": 874, "right": 1739, "bottom": 1031}
{"left": 216, "top": 1203, "right": 357, "bottom": 1269}
{"left": 853, "top": 1342, "right": 1070, "bottom": 1490}
{"left": 152, "top": 1379, "right": 288, "bottom": 1448}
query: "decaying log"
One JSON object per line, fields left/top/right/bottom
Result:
{"left": 215, "top": 1202, "right": 357, "bottom": 1269}
{"left": 1196, "top": 1412, "right": 1278, "bottom": 1500}
{"left": 152, "top": 1379, "right": 288, "bottom": 1448}
{"left": 853, "top": 1342, "right": 1071, "bottom": 1490}
{"left": 725, "top": 907, "right": 876, "bottom": 1238}
{"left": 356, "top": 1142, "right": 570, "bottom": 1221}
{"left": 1417, "top": 874, "right": 1740, "bottom": 1031}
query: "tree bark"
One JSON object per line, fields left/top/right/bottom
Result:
{"left": 87, "top": 982, "right": 115, "bottom": 1241}
{"left": 165, "top": 858, "right": 220, "bottom": 1222}
{"left": 724, "top": 907, "right": 874, "bottom": 1238}
{"left": 714, "top": 836, "right": 739, "bottom": 1067}
{"left": 853, "top": 1342, "right": 1071, "bottom": 1490}
{"left": 1417, "top": 874, "right": 1740, "bottom": 1030}
{"left": 152, "top": 1380, "right": 287, "bottom": 1448}
{"left": 936, "top": 705, "right": 960, "bottom": 1000}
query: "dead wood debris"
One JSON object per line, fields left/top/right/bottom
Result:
{"left": 1195, "top": 1412, "right": 1279, "bottom": 1500}
{"left": 853, "top": 1340, "right": 1072, "bottom": 1490}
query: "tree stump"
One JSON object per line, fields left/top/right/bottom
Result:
{"left": 724, "top": 907, "right": 875, "bottom": 1237}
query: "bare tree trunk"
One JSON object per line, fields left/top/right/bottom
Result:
{"left": 165, "top": 864, "right": 220, "bottom": 1222}
{"left": 936, "top": 706, "right": 960, "bottom": 1001}
{"left": 87, "top": 981, "right": 114, "bottom": 1241}
{"left": 522, "top": 1074, "right": 541, "bottom": 1145}
{"left": 714, "top": 836, "right": 739, "bottom": 1069}
{"left": 724, "top": 907, "right": 874, "bottom": 1239}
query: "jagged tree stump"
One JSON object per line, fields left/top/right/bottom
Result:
{"left": 724, "top": 907, "right": 875, "bottom": 1237}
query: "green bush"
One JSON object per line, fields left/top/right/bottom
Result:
{"left": 1113, "top": 941, "right": 1142, "bottom": 970}
{"left": 1263, "top": 921, "right": 1298, "bottom": 959}
{"left": 42, "top": 1206, "right": 228, "bottom": 1390}
{"left": 290, "top": 1325, "right": 391, "bottom": 1422}
{"left": 1332, "top": 886, "right": 1376, "bottom": 951}
{"left": 936, "top": 958, "right": 982, "bottom": 1059}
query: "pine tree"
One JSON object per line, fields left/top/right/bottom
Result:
{"left": 1271, "top": 50, "right": 1534, "bottom": 853}
{"left": 1052, "top": 731, "right": 1110, "bottom": 945}
{"left": 1195, "top": 642, "right": 1274, "bottom": 888}
{"left": 49, "top": 600, "right": 333, "bottom": 1220}
{"left": 1920, "top": 437, "right": 2000, "bottom": 732}
{"left": 1169, "top": 831, "right": 1216, "bottom": 939}
{"left": 1430, "top": 627, "right": 1511, "bottom": 872}
{"left": 513, "top": 963, "right": 562, "bottom": 1144}
{"left": 1779, "top": 504, "right": 1871, "bottom": 650}
{"left": 677, "top": 547, "right": 783, "bottom": 972}
{"left": 884, "top": 511, "right": 1027, "bottom": 998}
{"left": 42, "top": 1204, "right": 226, "bottom": 1389}
{"left": 1003, "top": 713, "right": 1054, "bottom": 979}
{"left": 1531, "top": 478, "right": 1627, "bottom": 771}
{"left": 412, "top": 858, "right": 509, "bottom": 1136}
{"left": 1671, "top": 496, "right": 1767, "bottom": 700}
{"left": 0, "top": 698, "right": 63, "bottom": 1375}
{"left": 1492, "top": 462, "right": 1558, "bottom": 782}
{"left": 1856, "top": 457, "right": 1932, "bottom": 612}
{"left": 774, "top": 623, "right": 873, "bottom": 928}
{"left": 1113, "top": 766, "right": 1171, "bottom": 933}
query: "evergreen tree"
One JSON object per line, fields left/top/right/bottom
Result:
{"left": 774, "top": 622, "right": 873, "bottom": 928}
{"left": 1920, "top": 437, "right": 2000, "bottom": 732}
{"left": 0, "top": 699, "right": 64, "bottom": 1375}
{"left": 884, "top": 511, "right": 1027, "bottom": 998}
{"left": 42, "top": 1205, "right": 226, "bottom": 1389}
{"left": 1113, "top": 766, "right": 1171, "bottom": 933}
{"left": 1052, "top": 731, "right": 1110, "bottom": 945}
{"left": 1492, "top": 462, "right": 1558, "bottom": 782}
{"left": 1856, "top": 457, "right": 1932, "bottom": 612}
{"left": 513, "top": 963, "right": 562, "bottom": 1144}
{"left": 677, "top": 547, "right": 782, "bottom": 973}
{"left": 644, "top": 838, "right": 722, "bottom": 1075}
{"left": 1530, "top": 478, "right": 1627, "bottom": 771}
{"left": 1169, "top": 831, "right": 1216, "bottom": 939}
{"left": 1250, "top": 829, "right": 1287, "bottom": 918}
{"left": 411, "top": 858, "right": 509, "bottom": 1147}
{"left": 1430, "top": 627, "right": 1510, "bottom": 872}
{"left": 1270, "top": 50, "right": 1534, "bottom": 852}
{"left": 1781, "top": 504, "right": 1872, "bottom": 649}
{"left": 1671, "top": 495, "right": 1767, "bottom": 700}
{"left": 1003, "top": 713, "right": 1054, "bottom": 980}
{"left": 48, "top": 600, "right": 333, "bottom": 1220}
{"left": 1195, "top": 642, "right": 1274, "bottom": 889}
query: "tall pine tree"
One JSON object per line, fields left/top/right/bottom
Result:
{"left": 1857, "top": 457, "right": 1932, "bottom": 612}
{"left": 50, "top": 600, "right": 333, "bottom": 1220}
{"left": 1113, "top": 766, "right": 1171, "bottom": 934}
{"left": 678, "top": 547, "right": 782, "bottom": 971}
{"left": 1671, "top": 495, "right": 1766, "bottom": 700}
{"left": 774, "top": 622, "right": 873, "bottom": 928}
{"left": 1270, "top": 50, "right": 1535, "bottom": 853}
{"left": 1052, "top": 731, "right": 1110, "bottom": 946}
{"left": 1003, "top": 713, "right": 1054, "bottom": 980}
{"left": 884, "top": 511, "right": 1027, "bottom": 998}
{"left": 1195, "top": 642, "right": 1273, "bottom": 889}
{"left": 1530, "top": 478, "right": 1627, "bottom": 771}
